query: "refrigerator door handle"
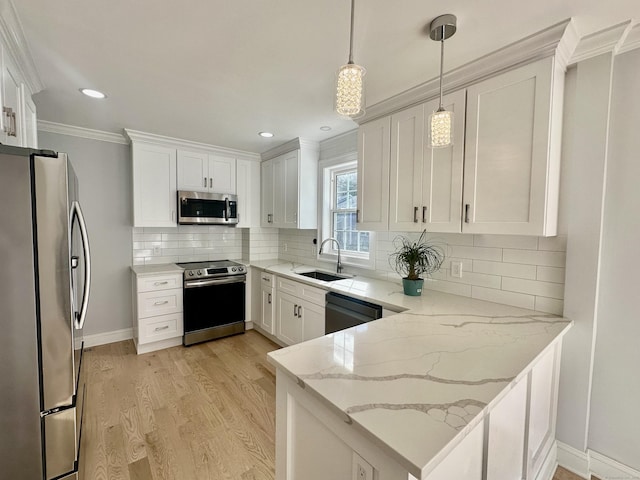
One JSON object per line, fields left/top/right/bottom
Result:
{"left": 72, "top": 201, "right": 91, "bottom": 330}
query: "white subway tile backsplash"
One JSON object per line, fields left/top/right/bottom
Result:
{"left": 424, "top": 279, "right": 473, "bottom": 297}
{"left": 449, "top": 245, "right": 503, "bottom": 261}
{"left": 472, "top": 286, "right": 536, "bottom": 310}
{"left": 502, "top": 277, "right": 565, "bottom": 299}
{"left": 473, "top": 234, "right": 538, "bottom": 250}
{"left": 536, "top": 266, "right": 565, "bottom": 283}
{"left": 473, "top": 260, "right": 537, "bottom": 280}
{"left": 538, "top": 235, "right": 567, "bottom": 251}
{"left": 534, "top": 297, "right": 564, "bottom": 315}
{"left": 502, "top": 249, "right": 566, "bottom": 267}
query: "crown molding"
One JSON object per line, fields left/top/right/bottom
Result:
{"left": 357, "top": 19, "right": 577, "bottom": 125}
{"left": 617, "top": 22, "right": 640, "bottom": 55}
{"left": 319, "top": 129, "right": 357, "bottom": 160}
{"left": 260, "top": 137, "right": 319, "bottom": 161}
{"left": 569, "top": 21, "right": 634, "bottom": 64}
{"left": 123, "top": 129, "right": 261, "bottom": 161}
{"left": 0, "top": 0, "right": 44, "bottom": 94}
{"left": 38, "top": 120, "right": 129, "bottom": 145}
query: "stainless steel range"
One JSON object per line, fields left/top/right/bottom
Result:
{"left": 177, "top": 260, "right": 246, "bottom": 346}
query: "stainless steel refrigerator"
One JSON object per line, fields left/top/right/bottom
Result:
{"left": 0, "top": 145, "right": 91, "bottom": 479}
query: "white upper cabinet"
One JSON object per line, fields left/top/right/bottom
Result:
{"left": 236, "top": 159, "right": 260, "bottom": 228}
{"left": 177, "top": 150, "right": 208, "bottom": 191}
{"left": 1, "top": 53, "right": 23, "bottom": 146}
{"left": 209, "top": 154, "right": 236, "bottom": 194}
{"left": 463, "top": 57, "right": 560, "bottom": 236}
{"left": 389, "top": 91, "right": 465, "bottom": 233}
{"left": 177, "top": 151, "right": 236, "bottom": 194}
{"left": 132, "top": 142, "right": 177, "bottom": 228}
{"left": 260, "top": 139, "right": 318, "bottom": 229}
{"left": 357, "top": 116, "right": 391, "bottom": 231}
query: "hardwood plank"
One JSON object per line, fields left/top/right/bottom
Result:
{"left": 128, "top": 457, "right": 153, "bottom": 480}
{"left": 105, "top": 424, "right": 131, "bottom": 480}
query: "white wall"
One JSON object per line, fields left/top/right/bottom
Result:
{"left": 38, "top": 131, "right": 133, "bottom": 337}
{"left": 587, "top": 48, "right": 640, "bottom": 471}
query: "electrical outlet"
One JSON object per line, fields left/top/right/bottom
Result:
{"left": 352, "top": 452, "right": 373, "bottom": 480}
{"left": 451, "top": 260, "right": 463, "bottom": 278}
{"left": 311, "top": 246, "right": 317, "bottom": 256}
{"left": 152, "top": 246, "right": 161, "bottom": 255}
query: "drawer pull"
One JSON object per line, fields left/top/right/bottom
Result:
{"left": 413, "top": 206, "right": 419, "bottom": 223}
{"left": 154, "top": 281, "right": 169, "bottom": 286}
{"left": 154, "top": 300, "right": 169, "bottom": 306}
{"left": 154, "top": 325, "right": 170, "bottom": 332}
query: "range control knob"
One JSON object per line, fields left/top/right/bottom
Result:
{"left": 188, "top": 271, "right": 194, "bottom": 277}
{"left": 197, "top": 270, "right": 203, "bottom": 276}
{"left": 238, "top": 266, "right": 245, "bottom": 273}
{"left": 231, "top": 267, "right": 237, "bottom": 272}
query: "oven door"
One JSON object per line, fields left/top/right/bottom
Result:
{"left": 183, "top": 276, "right": 246, "bottom": 345}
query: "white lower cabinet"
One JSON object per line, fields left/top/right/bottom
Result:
{"left": 275, "top": 276, "right": 325, "bottom": 346}
{"left": 132, "top": 272, "right": 184, "bottom": 354}
{"left": 260, "top": 272, "right": 275, "bottom": 335}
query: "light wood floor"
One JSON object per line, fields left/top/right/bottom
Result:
{"left": 81, "top": 330, "right": 589, "bottom": 480}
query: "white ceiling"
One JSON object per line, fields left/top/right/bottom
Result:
{"left": 14, "top": 0, "right": 640, "bottom": 153}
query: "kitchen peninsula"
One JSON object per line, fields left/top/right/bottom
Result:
{"left": 266, "top": 268, "right": 571, "bottom": 480}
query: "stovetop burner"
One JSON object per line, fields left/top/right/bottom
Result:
{"left": 176, "top": 260, "right": 246, "bottom": 279}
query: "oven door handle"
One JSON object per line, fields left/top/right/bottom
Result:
{"left": 184, "top": 276, "right": 246, "bottom": 288}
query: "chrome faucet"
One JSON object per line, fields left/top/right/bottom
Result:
{"left": 319, "top": 238, "right": 343, "bottom": 273}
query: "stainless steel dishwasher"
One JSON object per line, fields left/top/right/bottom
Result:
{"left": 325, "top": 292, "right": 383, "bottom": 334}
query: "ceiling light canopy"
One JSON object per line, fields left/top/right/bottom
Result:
{"left": 80, "top": 88, "right": 106, "bottom": 99}
{"left": 258, "top": 131, "right": 274, "bottom": 138}
{"left": 335, "top": 0, "right": 365, "bottom": 118}
{"left": 427, "top": 14, "right": 457, "bottom": 148}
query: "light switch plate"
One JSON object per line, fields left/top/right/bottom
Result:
{"left": 451, "top": 260, "right": 463, "bottom": 278}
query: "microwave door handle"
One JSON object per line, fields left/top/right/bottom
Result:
{"left": 72, "top": 201, "right": 91, "bottom": 329}
{"left": 224, "top": 198, "right": 230, "bottom": 221}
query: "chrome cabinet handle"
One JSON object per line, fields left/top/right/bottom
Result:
{"left": 356, "top": 209, "right": 360, "bottom": 223}
{"left": 294, "top": 304, "right": 298, "bottom": 316}
{"left": 413, "top": 206, "right": 419, "bottom": 223}
{"left": 9, "top": 110, "right": 16, "bottom": 137}
{"left": 267, "top": 213, "right": 273, "bottom": 223}
{"left": 465, "top": 204, "right": 470, "bottom": 223}
{"left": 154, "top": 325, "right": 170, "bottom": 331}
{"left": 154, "top": 281, "right": 169, "bottom": 286}
{"left": 209, "top": 177, "right": 212, "bottom": 188}
{"left": 3, "top": 106, "right": 15, "bottom": 136}
{"left": 154, "top": 300, "right": 169, "bottom": 305}
{"left": 422, "top": 206, "right": 427, "bottom": 223}
{"left": 268, "top": 293, "right": 272, "bottom": 304}
{"left": 297, "top": 306, "right": 302, "bottom": 318}
{"left": 204, "top": 177, "right": 207, "bottom": 187}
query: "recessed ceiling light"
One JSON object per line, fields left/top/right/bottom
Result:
{"left": 258, "top": 131, "right": 274, "bottom": 138}
{"left": 320, "top": 126, "right": 332, "bottom": 131}
{"left": 80, "top": 88, "right": 106, "bottom": 99}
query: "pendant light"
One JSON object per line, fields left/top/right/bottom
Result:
{"left": 428, "top": 14, "right": 457, "bottom": 148}
{"left": 336, "top": 0, "right": 365, "bottom": 117}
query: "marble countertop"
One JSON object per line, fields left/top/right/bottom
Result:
{"left": 259, "top": 260, "right": 572, "bottom": 478}
{"left": 131, "top": 263, "right": 184, "bottom": 276}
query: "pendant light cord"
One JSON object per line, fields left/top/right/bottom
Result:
{"left": 438, "top": 27, "right": 444, "bottom": 110}
{"left": 348, "top": 0, "right": 355, "bottom": 64}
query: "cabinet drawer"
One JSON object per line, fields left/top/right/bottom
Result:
{"left": 277, "top": 276, "right": 299, "bottom": 296}
{"left": 261, "top": 272, "right": 274, "bottom": 287}
{"left": 137, "top": 288, "right": 183, "bottom": 318}
{"left": 137, "top": 274, "right": 182, "bottom": 292}
{"left": 298, "top": 283, "right": 325, "bottom": 306}
{"left": 138, "top": 313, "right": 183, "bottom": 344}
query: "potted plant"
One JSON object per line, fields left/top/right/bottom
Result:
{"left": 389, "top": 230, "right": 445, "bottom": 296}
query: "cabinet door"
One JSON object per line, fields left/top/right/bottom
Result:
{"left": 1, "top": 56, "right": 23, "bottom": 146}
{"left": 261, "top": 159, "right": 275, "bottom": 227}
{"left": 261, "top": 285, "right": 274, "bottom": 334}
{"left": 132, "top": 143, "right": 178, "bottom": 227}
{"left": 389, "top": 103, "right": 424, "bottom": 232}
{"left": 177, "top": 150, "right": 208, "bottom": 191}
{"left": 236, "top": 159, "right": 260, "bottom": 228}
{"left": 422, "top": 90, "right": 466, "bottom": 233}
{"left": 22, "top": 87, "right": 37, "bottom": 148}
{"left": 357, "top": 116, "right": 390, "bottom": 231}
{"left": 300, "top": 301, "right": 325, "bottom": 342}
{"left": 272, "top": 154, "right": 286, "bottom": 227}
{"left": 277, "top": 292, "right": 303, "bottom": 345}
{"left": 282, "top": 151, "right": 299, "bottom": 227}
{"left": 463, "top": 58, "right": 554, "bottom": 235}
{"left": 209, "top": 154, "right": 236, "bottom": 194}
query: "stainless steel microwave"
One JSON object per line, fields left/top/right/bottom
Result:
{"left": 177, "top": 191, "right": 239, "bottom": 225}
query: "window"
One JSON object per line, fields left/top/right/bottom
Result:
{"left": 319, "top": 155, "right": 374, "bottom": 269}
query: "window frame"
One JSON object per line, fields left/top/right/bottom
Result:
{"left": 318, "top": 153, "right": 375, "bottom": 270}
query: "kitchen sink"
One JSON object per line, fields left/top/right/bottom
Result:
{"left": 298, "top": 270, "right": 351, "bottom": 282}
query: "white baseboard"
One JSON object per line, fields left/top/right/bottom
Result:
{"left": 83, "top": 328, "right": 133, "bottom": 347}
{"left": 535, "top": 440, "right": 559, "bottom": 480}
{"left": 557, "top": 442, "right": 589, "bottom": 478}
{"left": 590, "top": 449, "right": 640, "bottom": 480}
{"left": 557, "top": 441, "right": 640, "bottom": 479}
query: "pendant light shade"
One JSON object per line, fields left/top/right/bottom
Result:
{"left": 428, "top": 14, "right": 457, "bottom": 148}
{"left": 336, "top": 0, "right": 365, "bottom": 117}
